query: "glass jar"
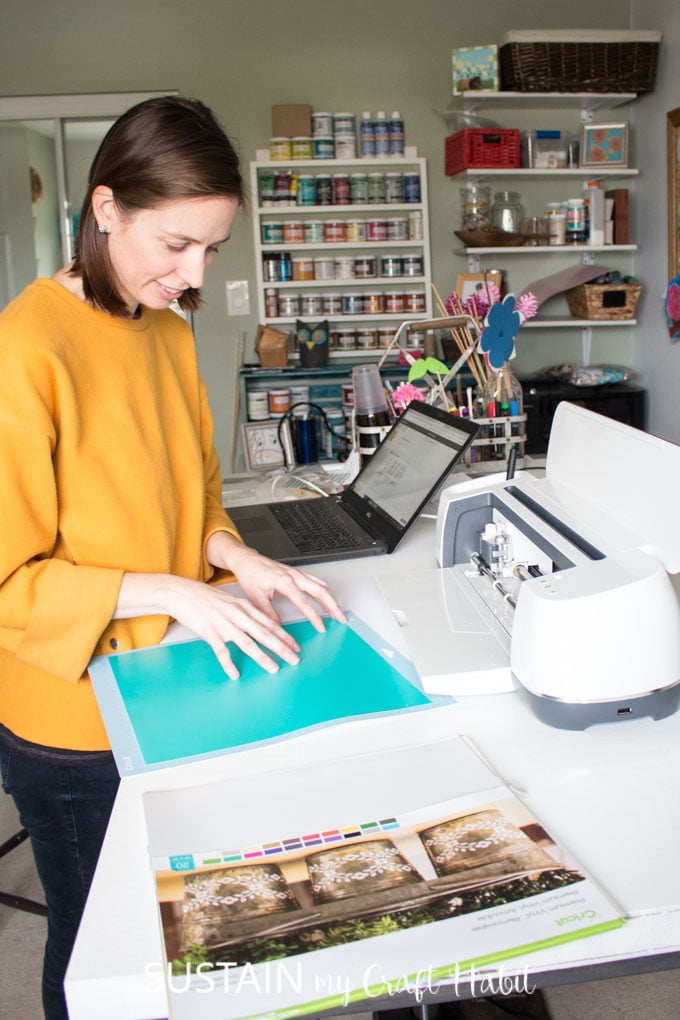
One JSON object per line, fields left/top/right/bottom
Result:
{"left": 459, "top": 183, "right": 491, "bottom": 231}
{"left": 478, "top": 363, "right": 524, "bottom": 463}
{"left": 491, "top": 191, "right": 524, "bottom": 234}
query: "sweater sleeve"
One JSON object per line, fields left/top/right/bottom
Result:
{"left": 0, "top": 423, "right": 124, "bottom": 683}
{"left": 198, "top": 376, "right": 242, "bottom": 559}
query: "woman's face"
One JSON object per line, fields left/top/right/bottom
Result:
{"left": 98, "top": 193, "right": 239, "bottom": 314}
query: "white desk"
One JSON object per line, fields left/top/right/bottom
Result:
{"left": 65, "top": 514, "right": 680, "bottom": 1019}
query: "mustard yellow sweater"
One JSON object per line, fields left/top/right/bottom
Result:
{"left": 0, "top": 279, "right": 238, "bottom": 750}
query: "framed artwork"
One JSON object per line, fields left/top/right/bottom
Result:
{"left": 667, "top": 107, "right": 680, "bottom": 281}
{"left": 454, "top": 270, "right": 503, "bottom": 304}
{"left": 451, "top": 45, "right": 499, "bottom": 95}
{"left": 579, "top": 122, "right": 629, "bottom": 168}
{"left": 241, "top": 420, "right": 293, "bottom": 472}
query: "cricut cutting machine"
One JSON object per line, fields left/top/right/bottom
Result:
{"left": 379, "top": 402, "right": 680, "bottom": 729}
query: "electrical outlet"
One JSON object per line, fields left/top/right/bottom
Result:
{"left": 225, "top": 280, "right": 250, "bottom": 316}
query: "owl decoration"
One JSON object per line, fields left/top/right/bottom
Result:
{"left": 296, "top": 319, "right": 329, "bottom": 368}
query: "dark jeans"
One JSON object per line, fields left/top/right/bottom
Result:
{"left": 0, "top": 728, "right": 120, "bottom": 1020}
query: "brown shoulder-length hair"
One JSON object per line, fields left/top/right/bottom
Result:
{"left": 70, "top": 95, "right": 245, "bottom": 317}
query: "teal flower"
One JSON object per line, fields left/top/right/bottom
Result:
{"left": 478, "top": 295, "right": 522, "bottom": 370}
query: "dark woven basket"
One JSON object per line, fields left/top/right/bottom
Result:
{"left": 499, "top": 40, "right": 659, "bottom": 93}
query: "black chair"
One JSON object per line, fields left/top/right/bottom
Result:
{"left": 0, "top": 827, "right": 48, "bottom": 916}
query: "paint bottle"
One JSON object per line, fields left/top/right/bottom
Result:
{"left": 373, "top": 112, "right": 390, "bottom": 156}
{"left": 360, "top": 112, "right": 375, "bottom": 157}
{"left": 388, "top": 111, "right": 405, "bottom": 156}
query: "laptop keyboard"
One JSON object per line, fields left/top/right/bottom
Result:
{"left": 271, "top": 500, "right": 359, "bottom": 553}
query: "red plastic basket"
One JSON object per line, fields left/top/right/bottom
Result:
{"left": 445, "top": 128, "right": 521, "bottom": 176}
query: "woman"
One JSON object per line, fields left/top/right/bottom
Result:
{"left": 0, "top": 95, "right": 345, "bottom": 1020}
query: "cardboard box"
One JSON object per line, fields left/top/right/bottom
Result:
{"left": 255, "top": 324, "right": 289, "bottom": 367}
{"left": 452, "top": 45, "right": 499, "bottom": 95}
{"left": 271, "top": 104, "right": 312, "bottom": 138}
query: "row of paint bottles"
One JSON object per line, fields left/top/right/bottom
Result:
{"left": 360, "top": 112, "right": 405, "bottom": 157}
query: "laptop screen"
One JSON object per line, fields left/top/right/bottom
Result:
{"left": 348, "top": 401, "right": 479, "bottom": 531}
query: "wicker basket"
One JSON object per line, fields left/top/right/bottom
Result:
{"left": 445, "top": 128, "right": 521, "bottom": 176}
{"left": 499, "top": 30, "right": 661, "bottom": 94}
{"left": 565, "top": 283, "right": 642, "bottom": 321}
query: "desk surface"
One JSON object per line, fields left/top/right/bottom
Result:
{"left": 65, "top": 513, "right": 680, "bottom": 1020}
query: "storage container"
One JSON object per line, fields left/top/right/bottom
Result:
{"left": 445, "top": 128, "right": 521, "bottom": 176}
{"left": 565, "top": 282, "right": 642, "bottom": 321}
{"left": 499, "top": 29, "right": 661, "bottom": 94}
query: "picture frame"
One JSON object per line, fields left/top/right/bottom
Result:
{"left": 579, "top": 121, "right": 629, "bottom": 168}
{"left": 455, "top": 270, "right": 503, "bottom": 304}
{"left": 667, "top": 107, "right": 680, "bottom": 281}
{"left": 241, "top": 419, "right": 293, "bottom": 472}
{"left": 451, "top": 45, "right": 499, "bottom": 95}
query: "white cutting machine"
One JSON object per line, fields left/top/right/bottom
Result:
{"left": 379, "top": 402, "right": 680, "bottom": 729}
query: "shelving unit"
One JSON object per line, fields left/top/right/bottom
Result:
{"left": 444, "top": 91, "right": 640, "bottom": 360}
{"left": 250, "top": 150, "right": 433, "bottom": 362}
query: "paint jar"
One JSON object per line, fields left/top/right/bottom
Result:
{"left": 353, "top": 255, "right": 377, "bottom": 278}
{"left": 332, "top": 174, "right": 351, "bottom": 205}
{"left": 368, "top": 173, "right": 386, "bottom": 204}
{"left": 345, "top": 219, "right": 368, "bottom": 243}
{"left": 357, "top": 329, "right": 379, "bottom": 350}
{"left": 273, "top": 171, "right": 293, "bottom": 203}
{"left": 323, "top": 294, "right": 343, "bottom": 314}
{"left": 336, "top": 329, "right": 357, "bottom": 350}
{"left": 283, "top": 221, "right": 305, "bottom": 243}
{"left": 342, "top": 292, "right": 365, "bottom": 315}
{"left": 401, "top": 254, "right": 424, "bottom": 277}
{"left": 380, "top": 255, "right": 403, "bottom": 278}
{"left": 386, "top": 217, "right": 409, "bottom": 241}
{"left": 292, "top": 257, "right": 315, "bottom": 281}
{"left": 377, "top": 327, "right": 396, "bottom": 349}
{"left": 333, "top": 112, "right": 356, "bottom": 135}
{"left": 297, "top": 175, "right": 317, "bottom": 205}
{"left": 363, "top": 293, "right": 384, "bottom": 314}
{"left": 301, "top": 294, "right": 324, "bottom": 316}
{"left": 278, "top": 252, "right": 293, "bottom": 281}
{"left": 385, "top": 172, "right": 404, "bottom": 204}
{"left": 350, "top": 173, "right": 369, "bottom": 204}
{"left": 261, "top": 221, "right": 284, "bottom": 245}
{"left": 265, "top": 288, "right": 278, "bottom": 317}
{"left": 289, "top": 384, "right": 310, "bottom": 411}
{"left": 404, "top": 292, "right": 426, "bottom": 312}
{"left": 312, "top": 112, "right": 333, "bottom": 137}
{"left": 269, "top": 389, "right": 291, "bottom": 415}
{"left": 247, "top": 390, "right": 269, "bottom": 420}
{"left": 334, "top": 256, "right": 355, "bottom": 280}
{"left": 323, "top": 221, "right": 347, "bottom": 243}
{"left": 315, "top": 175, "right": 333, "bottom": 205}
{"left": 304, "top": 220, "right": 324, "bottom": 243}
{"left": 263, "top": 254, "right": 281, "bottom": 282}
{"left": 341, "top": 381, "right": 354, "bottom": 408}
{"left": 403, "top": 172, "right": 421, "bottom": 203}
{"left": 258, "top": 170, "right": 275, "bottom": 205}
{"left": 270, "top": 137, "right": 292, "bottom": 161}
{"left": 314, "top": 257, "right": 336, "bottom": 280}
{"left": 334, "top": 135, "right": 357, "bottom": 159}
{"left": 291, "top": 136, "right": 313, "bottom": 160}
{"left": 313, "top": 136, "right": 335, "bottom": 159}
{"left": 366, "top": 219, "right": 388, "bottom": 242}
{"left": 384, "top": 292, "right": 406, "bottom": 314}
{"left": 277, "top": 293, "right": 301, "bottom": 317}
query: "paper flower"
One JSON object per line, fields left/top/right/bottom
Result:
{"left": 391, "top": 382, "right": 426, "bottom": 411}
{"left": 664, "top": 275, "right": 680, "bottom": 339}
{"left": 478, "top": 294, "right": 523, "bottom": 370}
{"left": 516, "top": 292, "right": 538, "bottom": 320}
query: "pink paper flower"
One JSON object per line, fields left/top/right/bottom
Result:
{"left": 391, "top": 382, "right": 426, "bottom": 411}
{"left": 516, "top": 291, "right": 538, "bottom": 320}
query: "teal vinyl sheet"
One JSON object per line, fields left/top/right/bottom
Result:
{"left": 94, "top": 615, "right": 436, "bottom": 773}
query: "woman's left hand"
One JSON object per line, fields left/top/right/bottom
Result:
{"left": 205, "top": 532, "right": 347, "bottom": 632}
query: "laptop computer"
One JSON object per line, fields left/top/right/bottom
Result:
{"left": 227, "top": 401, "right": 480, "bottom": 566}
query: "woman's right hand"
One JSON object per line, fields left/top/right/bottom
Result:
{"left": 113, "top": 573, "right": 304, "bottom": 679}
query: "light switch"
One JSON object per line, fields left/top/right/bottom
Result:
{"left": 225, "top": 280, "right": 250, "bottom": 316}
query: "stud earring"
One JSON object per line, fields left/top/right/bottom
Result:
{"left": 98, "top": 224, "right": 108, "bottom": 234}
